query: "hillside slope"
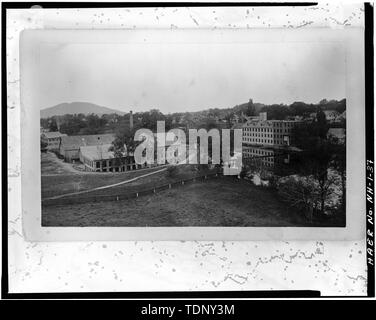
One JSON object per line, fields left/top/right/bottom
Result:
{"left": 40, "top": 102, "right": 126, "bottom": 118}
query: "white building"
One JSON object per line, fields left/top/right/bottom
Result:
{"left": 79, "top": 144, "right": 148, "bottom": 172}
{"left": 59, "top": 134, "right": 115, "bottom": 162}
{"left": 323, "top": 110, "right": 340, "bottom": 122}
{"left": 41, "top": 131, "right": 67, "bottom": 151}
{"left": 327, "top": 128, "right": 346, "bottom": 144}
{"left": 242, "top": 113, "right": 299, "bottom": 147}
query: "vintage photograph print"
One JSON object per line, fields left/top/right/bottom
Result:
{"left": 35, "top": 31, "right": 347, "bottom": 228}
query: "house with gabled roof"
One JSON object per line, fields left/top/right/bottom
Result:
{"left": 59, "top": 133, "right": 115, "bottom": 162}
{"left": 41, "top": 131, "right": 67, "bottom": 151}
{"left": 78, "top": 144, "right": 148, "bottom": 172}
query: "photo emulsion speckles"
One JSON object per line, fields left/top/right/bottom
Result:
{"left": 37, "top": 33, "right": 347, "bottom": 228}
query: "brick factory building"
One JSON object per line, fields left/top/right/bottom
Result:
{"left": 242, "top": 112, "right": 300, "bottom": 147}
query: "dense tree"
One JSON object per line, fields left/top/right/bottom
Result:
{"left": 325, "top": 98, "right": 346, "bottom": 114}
{"left": 167, "top": 165, "right": 178, "bottom": 177}
{"left": 260, "top": 104, "right": 290, "bottom": 120}
{"left": 284, "top": 145, "right": 336, "bottom": 216}
{"left": 291, "top": 117, "right": 344, "bottom": 216}
{"left": 40, "top": 139, "right": 48, "bottom": 152}
{"left": 292, "top": 108, "right": 328, "bottom": 150}
{"left": 291, "top": 122, "right": 321, "bottom": 150}
{"left": 288, "top": 102, "right": 315, "bottom": 116}
{"left": 329, "top": 135, "right": 346, "bottom": 213}
{"left": 278, "top": 176, "right": 319, "bottom": 221}
{"left": 316, "top": 106, "right": 328, "bottom": 139}
{"left": 48, "top": 118, "right": 58, "bottom": 132}
{"left": 140, "top": 109, "right": 165, "bottom": 131}
{"left": 109, "top": 125, "right": 142, "bottom": 168}
{"left": 245, "top": 99, "right": 256, "bottom": 117}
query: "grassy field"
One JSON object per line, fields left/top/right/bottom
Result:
{"left": 41, "top": 163, "right": 212, "bottom": 199}
{"left": 41, "top": 152, "right": 344, "bottom": 227}
{"left": 42, "top": 167, "right": 166, "bottom": 198}
{"left": 42, "top": 177, "right": 326, "bottom": 227}
{"left": 41, "top": 151, "right": 171, "bottom": 198}
{"left": 41, "top": 152, "right": 79, "bottom": 175}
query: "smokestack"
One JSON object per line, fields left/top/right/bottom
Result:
{"left": 56, "top": 116, "right": 61, "bottom": 131}
{"left": 129, "top": 110, "right": 133, "bottom": 130}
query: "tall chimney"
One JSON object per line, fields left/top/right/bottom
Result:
{"left": 56, "top": 116, "right": 61, "bottom": 132}
{"left": 129, "top": 110, "right": 133, "bottom": 130}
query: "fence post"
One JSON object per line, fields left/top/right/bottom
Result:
{"left": 136, "top": 192, "right": 138, "bottom": 198}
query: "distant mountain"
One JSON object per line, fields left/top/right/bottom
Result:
{"left": 40, "top": 102, "right": 126, "bottom": 118}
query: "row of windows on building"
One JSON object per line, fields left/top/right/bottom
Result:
{"left": 242, "top": 121, "right": 298, "bottom": 146}
{"left": 243, "top": 138, "right": 273, "bottom": 145}
{"left": 244, "top": 126, "right": 273, "bottom": 133}
{"left": 243, "top": 133, "right": 289, "bottom": 139}
{"left": 244, "top": 127, "right": 293, "bottom": 133}
{"left": 273, "top": 122, "right": 295, "bottom": 127}
{"left": 243, "top": 147, "right": 292, "bottom": 167}
{"left": 242, "top": 136, "right": 289, "bottom": 145}
{"left": 244, "top": 121, "right": 295, "bottom": 129}
{"left": 243, "top": 150, "right": 275, "bottom": 166}
{"left": 244, "top": 133, "right": 273, "bottom": 137}
{"left": 274, "top": 128, "right": 292, "bottom": 133}
{"left": 82, "top": 157, "right": 151, "bottom": 172}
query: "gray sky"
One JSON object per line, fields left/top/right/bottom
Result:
{"left": 39, "top": 41, "right": 346, "bottom": 113}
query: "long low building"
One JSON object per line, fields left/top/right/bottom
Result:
{"left": 59, "top": 134, "right": 115, "bottom": 162}
{"left": 41, "top": 131, "right": 67, "bottom": 151}
{"left": 242, "top": 113, "right": 300, "bottom": 147}
{"left": 79, "top": 144, "right": 148, "bottom": 172}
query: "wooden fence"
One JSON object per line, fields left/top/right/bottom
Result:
{"left": 42, "top": 172, "right": 221, "bottom": 207}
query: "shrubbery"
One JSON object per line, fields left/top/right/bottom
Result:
{"left": 277, "top": 176, "right": 319, "bottom": 221}
{"left": 167, "top": 165, "right": 178, "bottom": 177}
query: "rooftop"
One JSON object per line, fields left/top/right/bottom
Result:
{"left": 60, "top": 134, "right": 115, "bottom": 151}
{"left": 42, "top": 131, "right": 67, "bottom": 139}
{"left": 327, "top": 128, "right": 346, "bottom": 140}
{"left": 79, "top": 144, "right": 119, "bottom": 161}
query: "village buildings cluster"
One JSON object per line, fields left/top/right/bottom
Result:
{"left": 41, "top": 104, "right": 346, "bottom": 174}
{"left": 241, "top": 112, "right": 298, "bottom": 147}
{"left": 239, "top": 109, "right": 345, "bottom": 148}
{"left": 41, "top": 112, "right": 137, "bottom": 172}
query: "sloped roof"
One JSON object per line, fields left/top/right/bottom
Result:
{"left": 338, "top": 110, "right": 346, "bottom": 119}
{"left": 79, "top": 144, "right": 118, "bottom": 161}
{"left": 42, "top": 131, "right": 67, "bottom": 139}
{"left": 328, "top": 128, "right": 346, "bottom": 140}
{"left": 60, "top": 134, "right": 115, "bottom": 151}
{"left": 231, "top": 123, "right": 244, "bottom": 130}
{"left": 323, "top": 110, "right": 340, "bottom": 116}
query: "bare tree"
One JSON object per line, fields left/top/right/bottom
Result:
{"left": 277, "top": 176, "right": 320, "bottom": 221}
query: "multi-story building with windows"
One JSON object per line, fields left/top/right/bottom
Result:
{"left": 242, "top": 113, "right": 300, "bottom": 147}
{"left": 78, "top": 144, "right": 150, "bottom": 172}
{"left": 40, "top": 131, "right": 67, "bottom": 151}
